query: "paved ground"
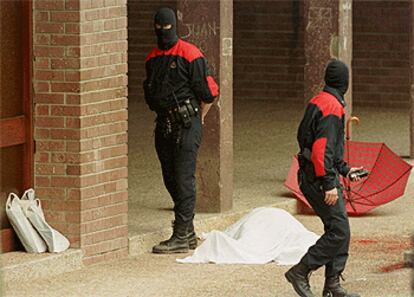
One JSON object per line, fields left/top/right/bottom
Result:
{"left": 128, "top": 100, "right": 410, "bottom": 236}
{"left": 3, "top": 101, "right": 413, "bottom": 297}
{"left": 3, "top": 192, "right": 413, "bottom": 297}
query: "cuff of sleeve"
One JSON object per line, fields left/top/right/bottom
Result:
{"left": 322, "top": 177, "right": 336, "bottom": 191}
{"left": 201, "top": 96, "right": 216, "bottom": 103}
{"left": 341, "top": 166, "right": 351, "bottom": 177}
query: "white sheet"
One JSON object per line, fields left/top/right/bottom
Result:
{"left": 177, "top": 207, "right": 319, "bottom": 265}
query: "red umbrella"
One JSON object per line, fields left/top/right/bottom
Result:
{"left": 284, "top": 117, "right": 413, "bottom": 215}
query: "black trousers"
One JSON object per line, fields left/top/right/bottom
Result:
{"left": 298, "top": 169, "right": 350, "bottom": 278}
{"left": 154, "top": 115, "right": 202, "bottom": 226}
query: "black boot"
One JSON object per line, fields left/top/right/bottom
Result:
{"left": 285, "top": 262, "right": 315, "bottom": 297}
{"left": 152, "top": 222, "right": 190, "bottom": 254}
{"left": 188, "top": 220, "right": 197, "bottom": 250}
{"left": 323, "top": 275, "right": 360, "bottom": 297}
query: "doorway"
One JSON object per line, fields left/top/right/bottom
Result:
{"left": 0, "top": 0, "right": 33, "bottom": 252}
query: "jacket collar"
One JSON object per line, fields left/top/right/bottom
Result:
{"left": 323, "top": 85, "right": 346, "bottom": 107}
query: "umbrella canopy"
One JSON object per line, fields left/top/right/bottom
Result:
{"left": 284, "top": 141, "right": 412, "bottom": 215}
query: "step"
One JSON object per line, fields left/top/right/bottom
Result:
{"left": 128, "top": 200, "right": 297, "bottom": 256}
{"left": 1, "top": 248, "right": 83, "bottom": 283}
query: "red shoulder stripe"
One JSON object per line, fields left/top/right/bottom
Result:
{"left": 310, "top": 92, "right": 344, "bottom": 118}
{"left": 145, "top": 39, "right": 204, "bottom": 63}
{"left": 207, "top": 76, "right": 219, "bottom": 97}
{"left": 311, "top": 137, "right": 327, "bottom": 176}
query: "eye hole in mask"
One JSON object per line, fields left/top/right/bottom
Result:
{"left": 155, "top": 23, "right": 172, "bottom": 30}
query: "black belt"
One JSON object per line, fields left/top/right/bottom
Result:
{"left": 157, "top": 98, "right": 199, "bottom": 128}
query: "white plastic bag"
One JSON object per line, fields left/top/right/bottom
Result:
{"left": 5, "top": 193, "right": 47, "bottom": 253}
{"left": 21, "top": 189, "right": 70, "bottom": 253}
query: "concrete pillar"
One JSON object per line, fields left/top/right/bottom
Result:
{"left": 304, "top": 0, "right": 353, "bottom": 117}
{"left": 177, "top": 0, "right": 233, "bottom": 212}
{"left": 33, "top": 0, "right": 128, "bottom": 265}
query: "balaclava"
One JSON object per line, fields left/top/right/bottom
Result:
{"left": 154, "top": 7, "right": 178, "bottom": 50}
{"left": 324, "top": 59, "right": 349, "bottom": 96}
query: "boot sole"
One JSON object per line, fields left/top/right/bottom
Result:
{"left": 285, "top": 271, "right": 313, "bottom": 297}
{"left": 189, "top": 240, "right": 197, "bottom": 250}
{"left": 152, "top": 247, "right": 189, "bottom": 254}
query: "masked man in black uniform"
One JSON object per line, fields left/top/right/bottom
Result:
{"left": 143, "top": 7, "right": 219, "bottom": 254}
{"left": 285, "top": 60, "right": 364, "bottom": 297}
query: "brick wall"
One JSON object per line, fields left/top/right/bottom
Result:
{"left": 33, "top": 0, "right": 128, "bottom": 265}
{"left": 233, "top": 0, "right": 304, "bottom": 103}
{"left": 128, "top": 1, "right": 176, "bottom": 100}
{"left": 353, "top": 1, "right": 410, "bottom": 108}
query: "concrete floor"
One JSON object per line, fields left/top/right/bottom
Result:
{"left": 128, "top": 99, "right": 410, "bottom": 235}
{"left": 4, "top": 178, "right": 413, "bottom": 297}
{"left": 3, "top": 100, "right": 413, "bottom": 297}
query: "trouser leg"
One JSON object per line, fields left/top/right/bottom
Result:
{"left": 298, "top": 172, "right": 350, "bottom": 273}
{"left": 172, "top": 116, "right": 202, "bottom": 225}
{"left": 155, "top": 127, "right": 177, "bottom": 200}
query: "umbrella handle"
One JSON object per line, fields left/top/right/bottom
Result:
{"left": 346, "top": 116, "right": 360, "bottom": 140}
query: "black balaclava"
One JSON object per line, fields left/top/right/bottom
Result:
{"left": 324, "top": 59, "right": 349, "bottom": 95}
{"left": 154, "top": 7, "right": 178, "bottom": 50}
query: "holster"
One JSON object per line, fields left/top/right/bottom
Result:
{"left": 158, "top": 99, "right": 199, "bottom": 128}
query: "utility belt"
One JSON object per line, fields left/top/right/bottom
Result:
{"left": 157, "top": 98, "right": 199, "bottom": 128}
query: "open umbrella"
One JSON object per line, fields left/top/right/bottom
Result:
{"left": 284, "top": 117, "right": 413, "bottom": 215}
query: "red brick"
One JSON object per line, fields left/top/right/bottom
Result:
{"left": 36, "top": 164, "right": 66, "bottom": 175}
{"left": 65, "top": 23, "right": 81, "bottom": 34}
{"left": 36, "top": 117, "right": 65, "bottom": 128}
{"left": 35, "top": 0, "right": 65, "bottom": 10}
{"left": 66, "top": 94, "right": 81, "bottom": 104}
{"left": 35, "top": 93, "right": 65, "bottom": 104}
{"left": 35, "top": 11, "right": 50, "bottom": 22}
{"left": 34, "top": 82, "right": 50, "bottom": 93}
{"left": 67, "top": 163, "right": 97, "bottom": 175}
{"left": 35, "top": 34, "right": 51, "bottom": 45}
{"left": 51, "top": 176, "right": 80, "bottom": 188}
{"left": 102, "top": 156, "right": 128, "bottom": 171}
{"left": 35, "top": 176, "right": 51, "bottom": 187}
{"left": 81, "top": 225, "right": 127, "bottom": 245}
{"left": 104, "top": 17, "right": 127, "bottom": 31}
{"left": 34, "top": 58, "right": 50, "bottom": 70}
{"left": 65, "top": 117, "right": 81, "bottom": 128}
{"left": 51, "top": 82, "right": 80, "bottom": 92}
{"left": 50, "top": 129, "right": 81, "bottom": 140}
{"left": 35, "top": 105, "right": 50, "bottom": 116}
{"left": 35, "top": 152, "right": 50, "bottom": 163}
{"left": 51, "top": 35, "right": 80, "bottom": 47}
{"left": 50, "top": 11, "right": 81, "bottom": 22}
{"left": 51, "top": 58, "right": 80, "bottom": 69}
{"left": 37, "top": 140, "right": 65, "bottom": 152}
{"left": 35, "top": 188, "right": 66, "bottom": 200}
{"left": 51, "top": 152, "right": 80, "bottom": 163}
{"left": 99, "top": 144, "right": 127, "bottom": 159}
{"left": 35, "top": 23, "right": 64, "bottom": 34}
{"left": 83, "top": 236, "right": 127, "bottom": 257}
{"left": 34, "top": 46, "right": 65, "bottom": 58}
{"left": 35, "top": 70, "right": 65, "bottom": 81}
{"left": 51, "top": 105, "right": 81, "bottom": 116}
{"left": 66, "top": 47, "right": 81, "bottom": 58}
{"left": 65, "top": 0, "right": 80, "bottom": 10}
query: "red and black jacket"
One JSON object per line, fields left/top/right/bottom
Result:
{"left": 297, "top": 88, "right": 350, "bottom": 191}
{"left": 143, "top": 39, "right": 219, "bottom": 112}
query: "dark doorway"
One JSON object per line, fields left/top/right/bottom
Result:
{"left": 0, "top": 0, "right": 33, "bottom": 252}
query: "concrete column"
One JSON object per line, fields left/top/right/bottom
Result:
{"left": 304, "top": 0, "right": 353, "bottom": 117}
{"left": 177, "top": 0, "right": 233, "bottom": 212}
